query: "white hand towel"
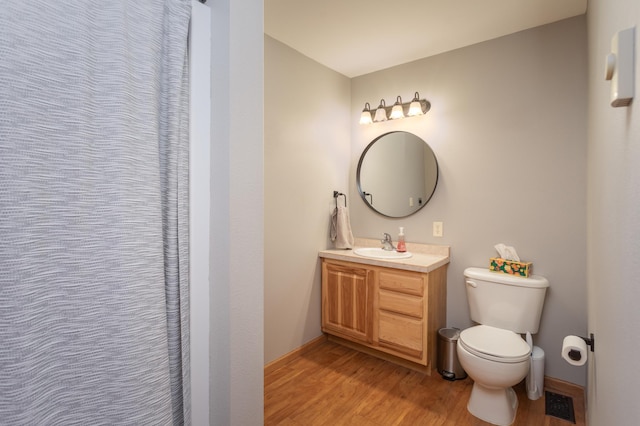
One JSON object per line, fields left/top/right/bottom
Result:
{"left": 330, "top": 205, "right": 355, "bottom": 249}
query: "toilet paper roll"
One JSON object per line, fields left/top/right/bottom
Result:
{"left": 561, "top": 335, "right": 588, "bottom": 366}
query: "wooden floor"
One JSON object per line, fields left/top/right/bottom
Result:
{"left": 265, "top": 340, "right": 585, "bottom": 426}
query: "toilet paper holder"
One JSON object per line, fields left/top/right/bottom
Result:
{"left": 580, "top": 333, "right": 595, "bottom": 352}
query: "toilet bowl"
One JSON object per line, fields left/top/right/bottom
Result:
{"left": 457, "top": 325, "right": 531, "bottom": 426}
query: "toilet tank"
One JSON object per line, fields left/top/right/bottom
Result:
{"left": 464, "top": 267, "right": 549, "bottom": 334}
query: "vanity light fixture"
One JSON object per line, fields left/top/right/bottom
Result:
{"left": 373, "top": 99, "right": 388, "bottom": 122}
{"left": 389, "top": 96, "right": 405, "bottom": 119}
{"left": 359, "top": 102, "right": 373, "bottom": 124}
{"left": 359, "top": 92, "right": 430, "bottom": 124}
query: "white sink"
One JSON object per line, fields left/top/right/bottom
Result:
{"left": 353, "top": 247, "right": 412, "bottom": 260}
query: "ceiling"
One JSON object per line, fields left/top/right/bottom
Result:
{"left": 265, "top": 0, "right": 587, "bottom": 78}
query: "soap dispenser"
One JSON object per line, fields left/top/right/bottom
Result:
{"left": 396, "top": 227, "right": 406, "bottom": 252}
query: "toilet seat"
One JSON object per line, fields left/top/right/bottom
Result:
{"left": 459, "top": 325, "right": 531, "bottom": 363}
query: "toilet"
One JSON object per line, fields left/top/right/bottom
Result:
{"left": 457, "top": 267, "right": 549, "bottom": 426}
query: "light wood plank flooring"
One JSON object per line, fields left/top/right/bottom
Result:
{"left": 265, "top": 340, "right": 585, "bottom": 425}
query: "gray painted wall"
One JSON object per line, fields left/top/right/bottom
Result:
{"left": 350, "top": 17, "right": 588, "bottom": 386}
{"left": 264, "top": 17, "right": 588, "bottom": 387}
{"left": 264, "top": 35, "right": 351, "bottom": 364}
{"left": 586, "top": 0, "right": 640, "bottom": 423}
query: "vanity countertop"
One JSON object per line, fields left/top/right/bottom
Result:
{"left": 319, "top": 238, "right": 450, "bottom": 273}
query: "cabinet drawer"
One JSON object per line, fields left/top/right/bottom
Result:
{"left": 379, "top": 289, "right": 423, "bottom": 318}
{"left": 379, "top": 270, "right": 424, "bottom": 296}
{"left": 378, "top": 311, "right": 423, "bottom": 358}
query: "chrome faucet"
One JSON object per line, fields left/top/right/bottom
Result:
{"left": 381, "top": 233, "right": 395, "bottom": 251}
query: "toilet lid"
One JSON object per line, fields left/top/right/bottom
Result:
{"left": 459, "top": 325, "right": 531, "bottom": 362}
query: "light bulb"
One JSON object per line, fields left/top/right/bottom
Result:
{"left": 407, "top": 92, "right": 424, "bottom": 116}
{"left": 359, "top": 102, "right": 373, "bottom": 124}
{"left": 373, "top": 99, "right": 387, "bottom": 122}
{"left": 390, "top": 96, "right": 404, "bottom": 119}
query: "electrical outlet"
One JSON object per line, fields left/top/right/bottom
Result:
{"left": 409, "top": 197, "right": 414, "bottom": 207}
{"left": 433, "top": 221, "right": 443, "bottom": 237}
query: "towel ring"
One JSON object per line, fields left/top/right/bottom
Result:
{"left": 333, "top": 191, "right": 347, "bottom": 207}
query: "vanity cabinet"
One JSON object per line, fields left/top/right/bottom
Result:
{"left": 321, "top": 258, "right": 447, "bottom": 373}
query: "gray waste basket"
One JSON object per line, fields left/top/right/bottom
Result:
{"left": 437, "top": 328, "right": 467, "bottom": 380}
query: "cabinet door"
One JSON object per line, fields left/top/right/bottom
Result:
{"left": 322, "top": 261, "right": 373, "bottom": 343}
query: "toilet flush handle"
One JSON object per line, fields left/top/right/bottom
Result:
{"left": 465, "top": 279, "right": 477, "bottom": 288}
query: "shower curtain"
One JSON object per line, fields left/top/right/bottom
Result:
{"left": 0, "top": 1, "right": 191, "bottom": 424}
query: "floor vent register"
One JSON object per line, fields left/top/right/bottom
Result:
{"left": 545, "top": 391, "right": 576, "bottom": 423}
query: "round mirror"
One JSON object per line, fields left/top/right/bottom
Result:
{"left": 357, "top": 131, "right": 438, "bottom": 218}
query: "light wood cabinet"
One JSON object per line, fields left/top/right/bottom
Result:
{"left": 321, "top": 258, "right": 447, "bottom": 373}
{"left": 321, "top": 261, "right": 374, "bottom": 343}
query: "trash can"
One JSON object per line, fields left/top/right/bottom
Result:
{"left": 437, "top": 328, "right": 467, "bottom": 380}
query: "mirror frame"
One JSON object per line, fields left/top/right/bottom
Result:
{"left": 356, "top": 131, "right": 438, "bottom": 218}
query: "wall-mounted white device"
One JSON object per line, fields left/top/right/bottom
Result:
{"left": 604, "top": 26, "right": 635, "bottom": 107}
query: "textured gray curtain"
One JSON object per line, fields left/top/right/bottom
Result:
{"left": 0, "top": 1, "right": 191, "bottom": 424}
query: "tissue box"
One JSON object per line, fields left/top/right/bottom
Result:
{"left": 489, "top": 258, "right": 532, "bottom": 277}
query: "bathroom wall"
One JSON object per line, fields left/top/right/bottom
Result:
{"left": 350, "top": 17, "right": 588, "bottom": 386}
{"left": 210, "top": 0, "right": 264, "bottom": 423}
{"left": 586, "top": 0, "right": 640, "bottom": 422}
{"left": 264, "top": 35, "right": 351, "bottom": 363}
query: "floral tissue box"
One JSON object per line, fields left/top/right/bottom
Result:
{"left": 489, "top": 257, "right": 532, "bottom": 277}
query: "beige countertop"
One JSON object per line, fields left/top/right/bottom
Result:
{"left": 319, "top": 238, "right": 450, "bottom": 273}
